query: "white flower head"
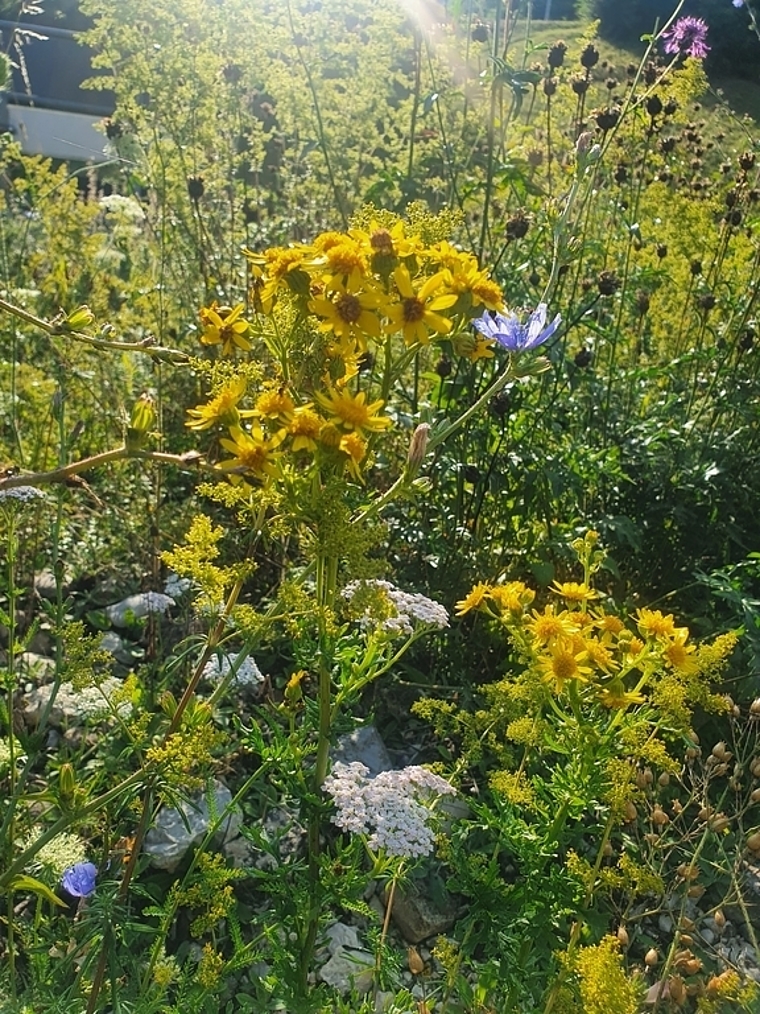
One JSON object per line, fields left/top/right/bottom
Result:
{"left": 23, "top": 829, "right": 88, "bottom": 879}
{"left": 342, "top": 579, "right": 448, "bottom": 638}
{"left": 323, "top": 761, "right": 456, "bottom": 859}
{"left": 0, "top": 485, "right": 46, "bottom": 509}
{"left": 164, "top": 572, "right": 192, "bottom": 598}
{"left": 37, "top": 677, "right": 134, "bottom": 722}
{"left": 202, "top": 652, "right": 264, "bottom": 688}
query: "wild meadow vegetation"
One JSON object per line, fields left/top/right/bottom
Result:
{"left": 2, "top": 0, "right": 760, "bottom": 1010}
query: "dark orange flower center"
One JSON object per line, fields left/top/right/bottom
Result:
{"left": 402, "top": 296, "right": 425, "bottom": 323}
{"left": 336, "top": 293, "right": 362, "bottom": 324}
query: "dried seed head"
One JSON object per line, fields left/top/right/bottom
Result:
{"left": 652, "top": 805, "right": 670, "bottom": 826}
{"left": 645, "top": 948, "right": 659, "bottom": 967}
{"left": 580, "top": 43, "right": 599, "bottom": 69}
{"left": 547, "top": 41, "right": 567, "bottom": 69}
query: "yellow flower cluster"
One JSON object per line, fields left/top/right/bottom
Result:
{"left": 187, "top": 217, "right": 505, "bottom": 486}
{"left": 456, "top": 579, "right": 706, "bottom": 710}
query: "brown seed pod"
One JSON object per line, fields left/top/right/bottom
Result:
{"left": 616, "top": 925, "right": 629, "bottom": 946}
{"left": 668, "top": 975, "right": 686, "bottom": 1003}
{"left": 709, "top": 813, "right": 730, "bottom": 832}
{"left": 407, "top": 947, "right": 425, "bottom": 975}
{"left": 746, "top": 830, "right": 760, "bottom": 852}
{"left": 645, "top": 947, "right": 659, "bottom": 967}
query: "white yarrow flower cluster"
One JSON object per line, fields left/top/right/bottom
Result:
{"left": 47, "top": 677, "right": 134, "bottom": 721}
{"left": 163, "top": 572, "right": 192, "bottom": 598}
{"left": 342, "top": 579, "right": 448, "bottom": 637}
{"left": 323, "top": 761, "right": 456, "bottom": 859}
{"left": 0, "top": 485, "right": 46, "bottom": 505}
{"left": 23, "top": 829, "right": 88, "bottom": 879}
{"left": 202, "top": 653, "right": 264, "bottom": 688}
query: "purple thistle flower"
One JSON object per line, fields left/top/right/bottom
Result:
{"left": 661, "top": 17, "right": 710, "bottom": 58}
{"left": 472, "top": 303, "right": 561, "bottom": 353}
{"left": 61, "top": 862, "right": 97, "bottom": 897}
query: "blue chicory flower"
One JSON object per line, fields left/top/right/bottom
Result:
{"left": 61, "top": 861, "right": 98, "bottom": 897}
{"left": 733, "top": 0, "right": 744, "bottom": 7}
{"left": 472, "top": 303, "right": 561, "bottom": 353}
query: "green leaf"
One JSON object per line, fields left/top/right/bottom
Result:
{"left": 8, "top": 875, "right": 67, "bottom": 908}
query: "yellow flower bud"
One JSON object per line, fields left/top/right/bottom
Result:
{"left": 65, "top": 305, "right": 96, "bottom": 330}
{"left": 126, "top": 394, "right": 156, "bottom": 451}
{"left": 59, "top": 762, "right": 76, "bottom": 800}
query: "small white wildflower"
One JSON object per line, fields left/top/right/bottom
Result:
{"left": 24, "top": 829, "right": 88, "bottom": 879}
{"left": 36, "top": 677, "right": 133, "bottom": 721}
{"left": 106, "top": 591, "right": 175, "bottom": 626}
{"left": 323, "top": 761, "right": 456, "bottom": 859}
{"left": 99, "top": 193, "right": 146, "bottom": 222}
{"left": 342, "top": 579, "right": 448, "bottom": 637}
{"left": 201, "top": 653, "right": 264, "bottom": 688}
{"left": 0, "top": 485, "right": 45, "bottom": 505}
{"left": 163, "top": 572, "right": 192, "bottom": 598}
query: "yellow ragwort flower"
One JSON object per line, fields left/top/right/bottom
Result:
{"left": 247, "top": 245, "right": 310, "bottom": 305}
{"left": 455, "top": 581, "right": 493, "bottom": 616}
{"left": 309, "top": 282, "right": 386, "bottom": 346}
{"left": 538, "top": 638, "right": 593, "bottom": 693}
{"left": 636, "top": 608, "right": 677, "bottom": 640}
{"left": 288, "top": 406, "right": 322, "bottom": 453}
{"left": 489, "top": 580, "right": 534, "bottom": 614}
{"left": 581, "top": 636, "right": 616, "bottom": 672}
{"left": 428, "top": 242, "right": 505, "bottom": 312}
{"left": 339, "top": 432, "right": 367, "bottom": 482}
{"left": 349, "top": 219, "right": 419, "bottom": 263}
{"left": 525, "top": 604, "right": 579, "bottom": 644}
{"left": 219, "top": 425, "right": 282, "bottom": 480}
{"left": 186, "top": 376, "right": 251, "bottom": 431}
{"left": 255, "top": 387, "right": 296, "bottom": 421}
{"left": 313, "top": 236, "right": 369, "bottom": 292}
{"left": 594, "top": 611, "right": 626, "bottom": 637}
{"left": 199, "top": 303, "right": 252, "bottom": 355}
{"left": 314, "top": 387, "right": 391, "bottom": 435}
{"left": 463, "top": 336, "right": 496, "bottom": 362}
{"left": 597, "top": 681, "right": 646, "bottom": 709}
{"left": 551, "top": 580, "right": 598, "bottom": 603}
{"left": 385, "top": 265, "right": 457, "bottom": 346}
{"left": 663, "top": 627, "right": 698, "bottom": 674}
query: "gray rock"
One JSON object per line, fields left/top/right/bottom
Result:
{"left": 143, "top": 781, "right": 241, "bottom": 871}
{"left": 332, "top": 725, "right": 393, "bottom": 775}
{"left": 106, "top": 592, "right": 175, "bottom": 627}
{"left": 318, "top": 947, "right": 374, "bottom": 994}
{"left": 99, "top": 631, "right": 134, "bottom": 665}
{"left": 17, "top": 653, "right": 56, "bottom": 681}
{"left": 34, "top": 569, "right": 67, "bottom": 599}
{"left": 385, "top": 877, "right": 460, "bottom": 943}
